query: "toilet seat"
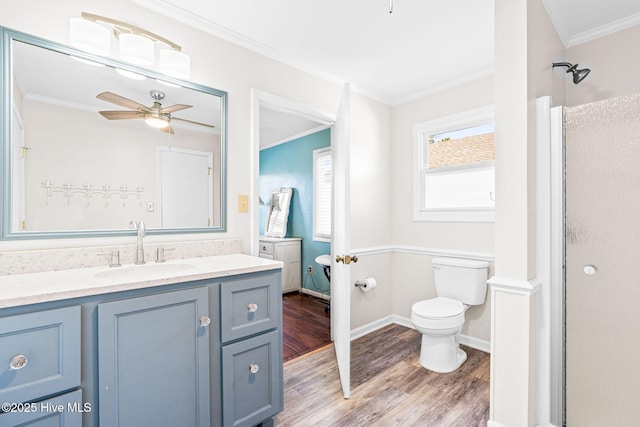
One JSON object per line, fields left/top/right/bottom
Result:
{"left": 412, "top": 297, "right": 464, "bottom": 319}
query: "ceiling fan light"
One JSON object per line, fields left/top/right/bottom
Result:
{"left": 119, "top": 33, "right": 154, "bottom": 66}
{"left": 69, "top": 17, "right": 110, "bottom": 56}
{"left": 144, "top": 114, "right": 169, "bottom": 129}
{"left": 158, "top": 49, "right": 190, "bottom": 79}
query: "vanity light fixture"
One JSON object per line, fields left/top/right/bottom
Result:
{"left": 69, "top": 12, "right": 191, "bottom": 79}
{"left": 119, "top": 33, "right": 154, "bottom": 66}
{"left": 69, "top": 17, "right": 110, "bottom": 56}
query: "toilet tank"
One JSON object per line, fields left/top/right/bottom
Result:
{"left": 432, "top": 257, "right": 489, "bottom": 305}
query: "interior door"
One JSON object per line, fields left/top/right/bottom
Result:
{"left": 565, "top": 93, "right": 640, "bottom": 425}
{"left": 158, "top": 147, "right": 213, "bottom": 228}
{"left": 331, "top": 84, "right": 351, "bottom": 399}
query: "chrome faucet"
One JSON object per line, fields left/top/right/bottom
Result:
{"left": 129, "top": 220, "right": 146, "bottom": 264}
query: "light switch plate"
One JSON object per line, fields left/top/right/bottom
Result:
{"left": 238, "top": 195, "right": 249, "bottom": 213}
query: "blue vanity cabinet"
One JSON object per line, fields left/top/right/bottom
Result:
{"left": 0, "top": 306, "right": 82, "bottom": 426}
{"left": 0, "top": 389, "right": 84, "bottom": 427}
{"left": 0, "top": 267, "right": 283, "bottom": 427}
{"left": 220, "top": 273, "right": 283, "bottom": 427}
{"left": 97, "top": 287, "right": 211, "bottom": 427}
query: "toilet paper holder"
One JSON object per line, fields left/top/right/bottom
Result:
{"left": 354, "top": 277, "right": 377, "bottom": 292}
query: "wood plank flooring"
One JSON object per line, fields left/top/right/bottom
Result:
{"left": 275, "top": 323, "right": 490, "bottom": 426}
{"left": 282, "top": 292, "right": 331, "bottom": 362}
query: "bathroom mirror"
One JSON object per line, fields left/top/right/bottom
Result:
{"left": 264, "top": 188, "right": 293, "bottom": 238}
{"left": 0, "top": 27, "right": 227, "bottom": 239}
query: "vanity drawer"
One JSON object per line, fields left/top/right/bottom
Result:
{"left": 259, "top": 242, "right": 274, "bottom": 256}
{"left": 0, "top": 389, "right": 83, "bottom": 426}
{"left": 221, "top": 330, "right": 282, "bottom": 427}
{"left": 220, "top": 274, "right": 279, "bottom": 343}
{"left": 0, "top": 306, "right": 81, "bottom": 405}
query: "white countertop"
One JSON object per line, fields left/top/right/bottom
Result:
{"left": 0, "top": 254, "right": 282, "bottom": 309}
{"left": 258, "top": 236, "right": 302, "bottom": 242}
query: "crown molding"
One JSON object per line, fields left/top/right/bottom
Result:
{"left": 567, "top": 10, "right": 640, "bottom": 47}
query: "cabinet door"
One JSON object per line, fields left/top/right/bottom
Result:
{"left": 221, "top": 330, "right": 282, "bottom": 427}
{"left": 0, "top": 389, "right": 83, "bottom": 427}
{"left": 98, "top": 287, "right": 210, "bottom": 427}
{"left": 274, "top": 243, "right": 301, "bottom": 293}
{"left": 0, "top": 306, "right": 80, "bottom": 405}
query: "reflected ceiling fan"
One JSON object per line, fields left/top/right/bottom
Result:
{"left": 97, "top": 90, "right": 214, "bottom": 133}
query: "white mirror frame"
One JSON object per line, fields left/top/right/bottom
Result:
{"left": 264, "top": 187, "right": 293, "bottom": 238}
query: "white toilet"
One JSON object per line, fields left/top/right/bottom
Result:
{"left": 411, "top": 257, "right": 489, "bottom": 373}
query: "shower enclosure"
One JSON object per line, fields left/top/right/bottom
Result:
{"left": 563, "top": 93, "right": 640, "bottom": 425}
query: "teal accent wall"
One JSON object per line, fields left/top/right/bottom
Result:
{"left": 259, "top": 129, "right": 331, "bottom": 296}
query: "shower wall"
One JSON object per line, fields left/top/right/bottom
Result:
{"left": 565, "top": 24, "right": 640, "bottom": 107}
{"left": 564, "top": 92, "right": 640, "bottom": 426}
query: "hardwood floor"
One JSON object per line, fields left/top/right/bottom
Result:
{"left": 282, "top": 292, "right": 331, "bottom": 362}
{"left": 275, "top": 323, "right": 490, "bottom": 426}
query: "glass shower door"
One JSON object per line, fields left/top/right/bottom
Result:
{"left": 565, "top": 93, "right": 640, "bottom": 425}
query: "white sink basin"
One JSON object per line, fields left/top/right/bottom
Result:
{"left": 94, "top": 263, "right": 194, "bottom": 279}
{"left": 315, "top": 254, "right": 332, "bottom": 267}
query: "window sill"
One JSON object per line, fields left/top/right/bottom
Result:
{"left": 414, "top": 209, "right": 495, "bottom": 223}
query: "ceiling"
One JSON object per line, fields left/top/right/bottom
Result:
{"left": 132, "top": 0, "right": 640, "bottom": 144}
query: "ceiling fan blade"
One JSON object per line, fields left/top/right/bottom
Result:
{"left": 171, "top": 116, "right": 216, "bottom": 128}
{"left": 160, "top": 124, "right": 175, "bottom": 134}
{"left": 99, "top": 110, "right": 143, "bottom": 120}
{"left": 97, "top": 92, "right": 150, "bottom": 112}
{"left": 160, "top": 104, "right": 192, "bottom": 114}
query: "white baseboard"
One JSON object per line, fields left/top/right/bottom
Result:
{"left": 300, "top": 287, "right": 330, "bottom": 301}
{"left": 487, "top": 421, "right": 558, "bottom": 427}
{"left": 350, "top": 315, "right": 395, "bottom": 341}
{"left": 350, "top": 315, "right": 491, "bottom": 354}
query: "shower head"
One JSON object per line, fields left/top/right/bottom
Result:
{"left": 552, "top": 62, "right": 591, "bottom": 84}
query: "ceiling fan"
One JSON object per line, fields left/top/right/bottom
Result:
{"left": 97, "top": 90, "right": 214, "bottom": 133}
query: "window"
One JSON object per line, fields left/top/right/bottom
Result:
{"left": 413, "top": 105, "right": 495, "bottom": 222}
{"left": 313, "top": 147, "right": 332, "bottom": 241}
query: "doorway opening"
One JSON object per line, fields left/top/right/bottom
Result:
{"left": 252, "top": 90, "right": 335, "bottom": 362}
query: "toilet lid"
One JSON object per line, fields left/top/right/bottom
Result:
{"left": 413, "top": 297, "right": 464, "bottom": 319}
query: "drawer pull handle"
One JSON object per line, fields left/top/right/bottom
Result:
{"left": 247, "top": 303, "right": 258, "bottom": 313}
{"left": 249, "top": 363, "right": 260, "bottom": 374}
{"left": 9, "top": 354, "right": 28, "bottom": 370}
{"left": 200, "top": 315, "right": 211, "bottom": 327}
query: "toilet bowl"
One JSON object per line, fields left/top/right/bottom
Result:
{"left": 411, "top": 257, "right": 488, "bottom": 373}
{"left": 411, "top": 297, "right": 468, "bottom": 373}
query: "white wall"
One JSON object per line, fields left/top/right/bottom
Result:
{"left": 389, "top": 75, "right": 495, "bottom": 341}
{"left": 491, "top": 0, "right": 565, "bottom": 426}
{"left": 565, "top": 24, "right": 640, "bottom": 107}
{"left": 0, "top": 0, "right": 391, "bottom": 256}
{"left": 349, "top": 93, "right": 393, "bottom": 330}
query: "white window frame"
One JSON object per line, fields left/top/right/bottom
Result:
{"left": 413, "top": 105, "right": 495, "bottom": 222}
{"left": 313, "top": 147, "right": 332, "bottom": 242}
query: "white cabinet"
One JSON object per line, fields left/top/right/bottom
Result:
{"left": 258, "top": 237, "right": 301, "bottom": 293}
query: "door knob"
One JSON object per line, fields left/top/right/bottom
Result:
{"left": 583, "top": 265, "right": 597, "bottom": 275}
{"left": 336, "top": 255, "right": 358, "bottom": 265}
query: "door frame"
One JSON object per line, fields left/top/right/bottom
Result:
{"left": 250, "top": 89, "right": 336, "bottom": 256}
{"left": 537, "top": 96, "right": 564, "bottom": 426}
